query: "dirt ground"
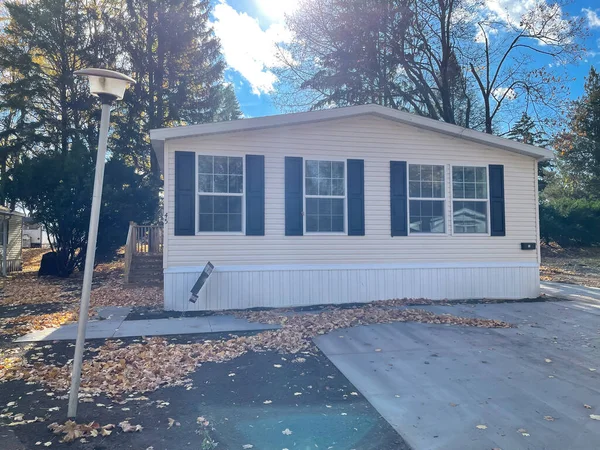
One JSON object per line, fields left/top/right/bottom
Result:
{"left": 540, "top": 244, "right": 600, "bottom": 288}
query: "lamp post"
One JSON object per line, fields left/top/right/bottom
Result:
{"left": 67, "top": 69, "right": 135, "bottom": 419}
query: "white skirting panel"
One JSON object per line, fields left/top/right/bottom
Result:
{"left": 163, "top": 262, "right": 540, "bottom": 311}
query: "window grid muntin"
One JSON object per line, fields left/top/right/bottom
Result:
{"left": 197, "top": 155, "right": 244, "bottom": 233}
{"left": 408, "top": 164, "right": 446, "bottom": 234}
{"left": 451, "top": 166, "right": 489, "bottom": 234}
{"left": 305, "top": 159, "right": 346, "bottom": 233}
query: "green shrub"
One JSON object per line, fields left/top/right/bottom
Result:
{"left": 540, "top": 198, "right": 600, "bottom": 247}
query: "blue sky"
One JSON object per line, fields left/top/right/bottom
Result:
{"left": 210, "top": 0, "right": 600, "bottom": 119}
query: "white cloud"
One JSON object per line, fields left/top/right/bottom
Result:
{"left": 255, "top": 0, "right": 298, "bottom": 23}
{"left": 212, "top": 1, "right": 292, "bottom": 95}
{"left": 583, "top": 8, "right": 600, "bottom": 28}
{"left": 493, "top": 87, "right": 517, "bottom": 100}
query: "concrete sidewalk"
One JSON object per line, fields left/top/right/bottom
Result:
{"left": 15, "top": 307, "right": 279, "bottom": 342}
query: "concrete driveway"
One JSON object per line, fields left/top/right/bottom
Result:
{"left": 314, "top": 300, "right": 600, "bottom": 450}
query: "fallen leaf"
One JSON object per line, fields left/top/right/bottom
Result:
{"left": 242, "top": 445, "right": 253, "bottom": 449}
{"left": 263, "top": 400, "right": 272, "bottom": 404}
{"left": 545, "top": 359, "right": 552, "bottom": 363}
{"left": 544, "top": 416, "right": 555, "bottom": 421}
{"left": 590, "top": 414, "right": 600, "bottom": 421}
{"left": 282, "top": 428, "right": 292, "bottom": 436}
{"left": 585, "top": 404, "right": 592, "bottom": 409}
{"left": 273, "top": 364, "right": 282, "bottom": 368}
{"left": 476, "top": 425, "right": 487, "bottom": 430}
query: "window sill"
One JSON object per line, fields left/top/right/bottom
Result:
{"left": 195, "top": 232, "right": 245, "bottom": 236}
{"left": 304, "top": 232, "right": 348, "bottom": 236}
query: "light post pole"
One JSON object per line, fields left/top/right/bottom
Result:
{"left": 67, "top": 69, "right": 135, "bottom": 419}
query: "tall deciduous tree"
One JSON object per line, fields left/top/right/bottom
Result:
{"left": 276, "top": 0, "right": 584, "bottom": 133}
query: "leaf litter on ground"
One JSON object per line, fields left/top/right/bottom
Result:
{"left": 1, "top": 303, "right": 510, "bottom": 397}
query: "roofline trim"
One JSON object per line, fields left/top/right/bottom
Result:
{"left": 150, "top": 104, "right": 554, "bottom": 163}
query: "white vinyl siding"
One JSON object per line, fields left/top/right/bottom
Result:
{"left": 164, "top": 115, "right": 539, "bottom": 268}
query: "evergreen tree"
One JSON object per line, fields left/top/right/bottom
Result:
{"left": 110, "top": 0, "right": 230, "bottom": 174}
{"left": 215, "top": 84, "right": 243, "bottom": 121}
{"left": 553, "top": 67, "right": 600, "bottom": 199}
{"left": 507, "top": 112, "right": 551, "bottom": 191}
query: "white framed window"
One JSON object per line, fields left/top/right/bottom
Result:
{"left": 408, "top": 164, "right": 446, "bottom": 233}
{"left": 197, "top": 155, "right": 244, "bottom": 233}
{"left": 304, "top": 159, "right": 346, "bottom": 233}
{"left": 452, "top": 166, "right": 489, "bottom": 234}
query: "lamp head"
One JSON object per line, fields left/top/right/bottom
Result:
{"left": 74, "top": 68, "right": 135, "bottom": 103}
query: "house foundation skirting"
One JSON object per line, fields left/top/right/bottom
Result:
{"left": 163, "top": 262, "right": 540, "bottom": 311}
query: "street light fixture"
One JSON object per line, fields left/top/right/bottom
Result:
{"left": 67, "top": 69, "right": 135, "bottom": 419}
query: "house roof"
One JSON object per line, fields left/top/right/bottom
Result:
{"left": 0, "top": 206, "right": 25, "bottom": 217}
{"left": 150, "top": 104, "right": 554, "bottom": 172}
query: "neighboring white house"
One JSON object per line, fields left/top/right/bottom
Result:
{"left": 0, "top": 206, "right": 24, "bottom": 275}
{"left": 22, "top": 217, "right": 51, "bottom": 248}
{"left": 150, "top": 104, "right": 553, "bottom": 311}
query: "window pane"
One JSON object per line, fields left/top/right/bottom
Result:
{"left": 318, "top": 178, "right": 332, "bottom": 196}
{"left": 199, "top": 196, "right": 213, "bottom": 214}
{"left": 199, "top": 174, "right": 213, "bottom": 193}
{"left": 214, "top": 175, "right": 228, "bottom": 193}
{"left": 332, "top": 161, "right": 344, "bottom": 179}
{"left": 453, "top": 182, "right": 464, "bottom": 199}
{"left": 464, "top": 167, "right": 475, "bottom": 182}
{"left": 453, "top": 167, "right": 463, "bottom": 182}
{"left": 214, "top": 196, "right": 228, "bottom": 213}
{"left": 319, "top": 215, "right": 332, "bottom": 232}
{"left": 409, "top": 181, "right": 420, "bottom": 197}
{"left": 229, "top": 214, "right": 242, "bottom": 232}
{"left": 319, "top": 160, "right": 332, "bottom": 178}
{"left": 332, "top": 179, "right": 345, "bottom": 196}
{"left": 229, "top": 175, "right": 243, "bottom": 193}
{"left": 332, "top": 199, "right": 344, "bottom": 215}
{"left": 475, "top": 167, "right": 487, "bottom": 183}
{"left": 214, "top": 157, "right": 228, "bottom": 174}
{"left": 229, "top": 196, "right": 242, "bottom": 214}
{"left": 464, "top": 182, "right": 476, "bottom": 199}
{"left": 306, "top": 160, "right": 319, "bottom": 178}
{"left": 306, "top": 178, "right": 318, "bottom": 195}
{"left": 432, "top": 181, "right": 444, "bottom": 198}
{"left": 421, "top": 182, "right": 433, "bottom": 198}
{"left": 199, "top": 214, "right": 213, "bottom": 232}
{"left": 214, "top": 214, "right": 228, "bottom": 231}
{"left": 332, "top": 215, "right": 344, "bottom": 232}
{"left": 306, "top": 198, "right": 318, "bottom": 215}
{"left": 409, "top": 164, "right": 420, "bottom": 181}
{"left": 229, "top": 157, "right": 243, "bottom": 175}
{"left": 476, "top": 183, "right": 487, "bottom": 199}
{"left": 306, "top": 215, "right": 318, "bottom": 232}
{"left": 432, "top": 165, "right": 445, "bottom": 182}
{"left": 453, "top": 201, "right": 487, "bottom": 233}
{"left": 410, "top": 200, "right": 445, "bottom": 233}
{"left": 422, "top": 165, "right": 433, "bottom": 182}
{"left": 318, "top": 198, "right": 332, "bottom": 215}
{"left": 198, "top": 156, "right": 213, "bottom": 174}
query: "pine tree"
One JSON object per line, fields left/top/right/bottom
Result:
{"left": 508, "top": 112, "right": 551, "bottom": 191}
{"left": 553, "top": 67, "right": 600, "bottom": 199}
{"left": 110, "top": 0, "right": 232, "bottom": 174}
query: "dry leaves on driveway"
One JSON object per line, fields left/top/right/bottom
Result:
{"left": 1, "top": 306, "right": 510, "bottom": 397}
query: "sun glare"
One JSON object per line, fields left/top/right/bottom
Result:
{"left": 255, "top": 0, "right": 298, "bottom": 21}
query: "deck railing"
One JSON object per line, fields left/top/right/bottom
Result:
{"left": 124, "top": 222, "right": 163, "bottom": 283}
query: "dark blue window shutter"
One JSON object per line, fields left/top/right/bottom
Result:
{"left": 174, "top": 151, "right": 196, "bottom": 236}
{"left": 489, "top": 164, "right": 506, "bottom": 236}
{"left": 245, "top": 155, "right": 265, "bottom": 236}
{"left": 285, "top": 157, "right": 303, "bottom": 236}
{"left": 347, "top": 159, "right": 365, "bottom": 236}
{"left": 390, "top": 161, "right": 408, "bottom": 237}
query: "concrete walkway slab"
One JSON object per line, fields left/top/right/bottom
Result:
{"left": 541, "top": 281, "right": 600, "bottom": 303}
{"left": 314, "top": 300, "right": 600, "bottom": 450}
{"left": 15, "top": 313, "right": 280, "bottom": 342}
